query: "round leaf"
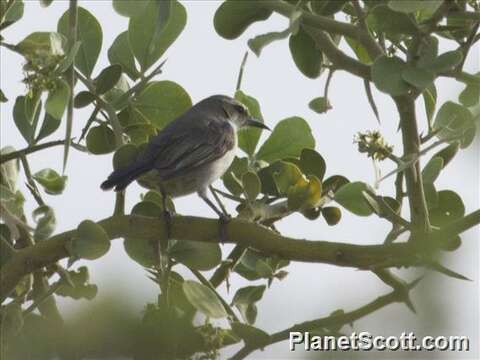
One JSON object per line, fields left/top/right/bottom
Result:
{"left": 334, "top": 181, "right": 374, "bottom": 216}
{"left": 322, "top": 206, "right": 342, "bottom": 226}
{"left": 234, "top": 90, "right": 264, "bottom": 156}
{"left": 430, "top": 50, "right": 463, "bottom": 73}
{"left": 214, "top": 0, "right": 272, "bottom": 39}
{"left": 402, "top": 67, "right": 435, "bottom": 90}
{"left": 108, "top": 31, "right": 140, "bottom": 80}
{"left": 124, "top": 236, "right": 157, "bottom": 267}
{"left": 45, "top": 79, "right": 70, "bottom": 120}
{"left": 58, "top": 7, "right": 102, "bottom": 77}
{"left": 70, "top": 220, "right": 110, "bottom": 260}
{"left": 182, "top": 281, "right": 227, "bottom": 319}
{"left": 131, "top": 81, "right": 192, "bottom": 129}
{"left": 429, "top": 190, "right": 465, "bottom": 226}
{"left": 113, "top": 143, "right": 139, "bottom": 170}
{"left": 422, "top": 156, "right": 444, "bottom": 183}
{"left": 129, "top": 0, "right": 186, "bottom": 71}
{"left": 86, "top": 125, "right": 116, "bottom": 155}
{"left": 372, "top": 56, "right": 410, "bottom": 95}
{"left": 289, "top": 27, "right": 323, "bottom": 79}
{"left": 256, "top": 117, "right": 315, "bottom": 163}
{"left": 170, "top": 240, "right": 221, "bottom": 271}
{"left": 242, "top": 171, "right": 261, "bottom": 202}
{"left": 308, "top": 97, "right": 332, "bottom": 114}
{"left": 299, "top": 148, "right": 326, "bottom": 181}
{"left": 112, "top": 0, "right": 148, "bottom": 17}
{"left": 74, "top": 91, "right": 95, "bottom": 109}
{"left": 33, "top": 168, "right": 67, "bottom": 195}
{"left": 433, "top": 101, "right": 475, "bottom": 148}
{"left": 94, "top": 64, "right": 122, "bottom": 95}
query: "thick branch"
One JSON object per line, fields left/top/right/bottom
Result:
{"left": 2, "top": 210, "right": 479, "bottom": 303}
{"left": 260, "top": 0, "right": 383, "bottom": 59}
{"left": 394, "top": 96, "right": 431, "bottom": 237}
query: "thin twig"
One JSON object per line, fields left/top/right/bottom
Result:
{"left": 235, "top": 51, "right": 249, "bottom": 92}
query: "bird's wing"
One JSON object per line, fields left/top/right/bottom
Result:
{"left": 141, "top": 116, "right": 235, "bottom": 180}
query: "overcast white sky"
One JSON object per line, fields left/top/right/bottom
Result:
{"left": 1, "top": 1, "right": 479, "bottom": 359}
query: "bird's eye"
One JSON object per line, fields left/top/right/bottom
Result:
{"left": 235, "top": 104, "right": 246, "bottom": 114}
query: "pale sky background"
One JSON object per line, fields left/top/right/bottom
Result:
{"left": 1, "top": 1, "right": 479, "bottom": 359}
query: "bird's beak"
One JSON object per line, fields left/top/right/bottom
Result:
{"left": 246, "top": 117, "right": 271, "bottom": 131}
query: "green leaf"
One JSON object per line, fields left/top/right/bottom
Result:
{"left": 45, "top": 79, "right": 70, "bottom": 120}
{"left": 0, "top": 90, "right": 7, "bottom": 103}
{"left": 430, "top": 50, "right": 463, "bottom": 73}
{"left": 230, "top": 322, "right": 270, "bottom": 347}
{"left": 248, "top": 28, "right": 290, "bottom": 57}
{"left": 131, "top": 201, "right": 163, "bottom": 217}
{"left": 182, "top": 280, "right": 227, "bottom": 319}
{"left": 112, "top": 0, "right": 148, "bottom": 17}
{"left": 70, "top": 220, "right": 110, "bottom": 260}
{"left": 170, "top": 241, "right": 222, "bottom": 271}
{"left": 368, "top": 5, "right": 417, "bottom": 35}
{"left": 223, "top": 157, "right": 248, "bottom": 195}
{"left": 322, "top": 206, "right": 342, "bottom": 226}
{"left": 232, "top": 285, "right": 266, "bottom": 324}
{"left": 417, "top": 36, "right": 438, "bottom": 69}
{"left": 242, "top": 171, "right": 261, "bottom": 203}
{"left": 13, "top": 96, "right": 34, "bottom": 144}
{"left": 459, "top": 79, "right": 480, "bottom": 107}
{"left": 131, "top": 81, "right": 192, "bottom": 129}
{"left": 299, "top": 148, "right": 326, "bottom": 181}
{"left": 334, "top": 181, "right": 374, "bottom": 216}
{"left": 422, "top": 156, "right": 443, "bottom": 183}
{"left": 58, "top": 7, "right": 102, "bottom": 77}
{"left": 345, "top": 36, "right": 372, "bottom": 64}
{"left": 56, "top": 41, "right": 81, "bottom": 74}
{"left": 214, "top": 0, "right": 272, "bottom": 40}
{"left": 433, "top": 101, "right": 475, "bottom": 148}
{"left": 322, "top": 175, "right": 349, "bottom": 195}
{"left": 388, "top": 0, "right": 442, "bottom": 14}
{"left": 33, "top": 168, "right": 67, "bottom": 195}
{"left": 3, "top": 0, "right": 24, "bottom": 24}
{"left": 32, "top": 205, "right": 56, "bottom": 241}
{"left": 429, "top": 190, "right": 465, "bottom": 227}
{"left": 73, "top": 91, "right": 95, "bottom": 108}
{"left": 308, "top": 97, "right": 332, "bottom": 114}
{"left": 372, "top": 56, "right": 410, "bottom": 95}
{"left": 86, "top": 125, "right": 116, "bottom": 154}
{"left": 16, "top": 31, "right": 65, "bottom": 58}
{"left": 124, "top": 236, "right": 157, "bottom": 267}
{"left": 422, "top": 84, "right": 437, "bottom": 127}
{"left": 257, "top": 117, "right": 315, "bottom": 163}
{"left": 311, "top": 0, "right": 348, "bottom": 15}
{"left": 39, "top": 0, "right": 54, "bottom": 7}
{"left": 108, "top": 31, "right": 140, "bottom": 80}
{"left": 101, "top": 74, "right": 130, "bottom": 111}
{"left": 402, "top": 66, "right": 435, "bottom": 90}
{"left": 128, "top": 0, "right": 186, "bottom": 71}
{"left": 432, "top": 142, "right": 459, "bottom": 168}
{"left": 55, "top": 266, "right": 98, "bottom": 300}
{"left": 94, "top": 64, "right": 123, "bottom": 95}
{"left": 289, "top": 27, "right": 323, "bottom": 79}
{"left": 234, "top": 90, "right": 264, "bottom": 156}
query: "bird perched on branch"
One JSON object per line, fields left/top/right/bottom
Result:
{"left": 101, "top": 94, "right": 269, "bottom": 221}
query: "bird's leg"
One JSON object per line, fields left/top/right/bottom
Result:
{"left": 209, "top": 186, "right": 229, "bottom": 217}
{"left": 199, "top": 190, "right": 230, "bottom": 244}
{"left": 157, "top": 186, "right": 172, "bottom": 300}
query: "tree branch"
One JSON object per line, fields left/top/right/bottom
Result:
{"left": 2, "top": 210, "right": 478, "bottom": 303}
{"left": 229, "top": 277, "right": 422, "bottom": 360}
{"left": 394, "top": 96, "right": 431, "bottom": 238}
{"left": 0, "top": 140, "right": 73, "bottom": 164}
{"left": 260, "top": 0, "right": 383, "bottom": 59}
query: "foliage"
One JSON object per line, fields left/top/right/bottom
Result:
{"left": 0, "top": 0, "right": 479, "bottom": 359}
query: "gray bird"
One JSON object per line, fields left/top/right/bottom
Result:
{"left": 101, "top": 95, "right": 269, "bottom": 217}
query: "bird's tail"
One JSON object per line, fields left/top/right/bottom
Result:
{"left": 100, "top": 161, "right": 151, "bottom": 191}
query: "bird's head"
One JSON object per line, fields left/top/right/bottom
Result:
{"left": 202, "top": 95, "right": 270, "bottom": 132}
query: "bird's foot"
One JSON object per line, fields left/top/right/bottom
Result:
{"left": 219, "top": 213, "right": 231, "bottom": 244}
